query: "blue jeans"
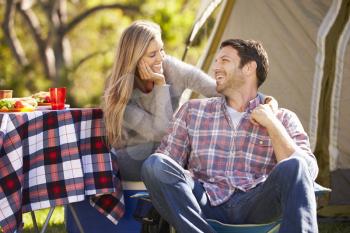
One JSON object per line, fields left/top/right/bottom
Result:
{"left": 141, "top": 153, "right": 318, "bottom": 233}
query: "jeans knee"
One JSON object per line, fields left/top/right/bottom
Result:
{"left": 141, "top": 154, "right": 161, "bottom": 181}
{"left": 276, "top": 157, "right": 310, "bottom": 181}
{"left": 141, "top": 153, "right": 186, "bottom": 186}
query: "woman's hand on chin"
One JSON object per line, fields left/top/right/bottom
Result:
{"left": 138, "top": 60, "right": 166, "bottom": 85}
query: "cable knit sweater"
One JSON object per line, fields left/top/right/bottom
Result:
{"left": 114, "top": 55, "right": 218, "bottom": 180}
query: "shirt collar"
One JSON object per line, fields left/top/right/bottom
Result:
{"left": 221, "top": 94, "right": 264, "bottom": 112}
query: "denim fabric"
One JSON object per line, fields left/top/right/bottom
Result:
{"left": 141, "top": 153, "right": 317, "bottom": 233}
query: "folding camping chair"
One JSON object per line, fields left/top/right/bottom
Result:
{"left": 131, "top": 183, "right": 331, "bottom": 233}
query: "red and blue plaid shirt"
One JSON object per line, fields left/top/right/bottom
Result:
{"left": 157, "top": 96, "right": 318, "bottom": 206}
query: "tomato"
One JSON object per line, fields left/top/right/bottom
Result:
{"left": 14, "top": 100, "right": 25, "bottom": 109}
{"left": 44, "top": 96, "right": 51, "bottom": 103}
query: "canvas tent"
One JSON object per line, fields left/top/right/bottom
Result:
{"left": 187, "top": 0, "right": 350, "bottom": 208}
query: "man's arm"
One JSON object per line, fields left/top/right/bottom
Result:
{"left": 250, "top": 104, "right": 319, "bottom": 179}
{"left": 155, "top": 102, "right": 191, "bottom": 167}
{"left": 251, "top": 104, "right": 294, "bottom": 161}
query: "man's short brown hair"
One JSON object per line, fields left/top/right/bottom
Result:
{"left": 220, "top": 39, "right": 269, "bottom": 87}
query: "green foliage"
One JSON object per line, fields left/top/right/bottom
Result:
{"left": 0, "top": 0, "right": 202, "bottom": 107}
{"left": 0, "top": 31, "right": 46, "bottom": 97}
{"left": 23, "top": 207, "right": 65, "bottom": 233}
{"left": 140, "top": 0, "right": 200, "bottom": 57}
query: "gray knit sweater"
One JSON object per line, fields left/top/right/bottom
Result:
{"left": 114, "top": 55, "right": 218, "bottom": 180}
{"left": 123, "top": 55, "right": 217, "bottom": 146}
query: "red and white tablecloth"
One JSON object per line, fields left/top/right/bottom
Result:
{"left": 0, "top": 109, "right": 124, "bottom": 233}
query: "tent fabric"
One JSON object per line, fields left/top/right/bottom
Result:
{"left": 330, "top": 12, "right": 350, "bottom": 171}
{"left": 193, "top": 0, "right": 350, "bottom": 205}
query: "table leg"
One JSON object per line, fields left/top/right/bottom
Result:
{"left": 40, "top": 207, "right": 55, "bottom": 233}
{"left": 30, "top": 211, "right": 40, "bottom": 233}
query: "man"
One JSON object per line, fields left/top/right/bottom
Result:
{"left": 141, "top": 39, "right": 319, "bottom": 233}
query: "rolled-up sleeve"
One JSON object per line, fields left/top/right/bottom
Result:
{"left": 282, "top": 110, "right": 319, "bottom": 180}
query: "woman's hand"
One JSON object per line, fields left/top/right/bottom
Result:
{"left": 138, "top": 60, "right": 166, "bottom": 85}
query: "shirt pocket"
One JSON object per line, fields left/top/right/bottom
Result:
{"left": 249, "top": 134, "right": 274, "bottom": 159}
{"left": 252, "top": 135, "right": 271, "bottom": 147}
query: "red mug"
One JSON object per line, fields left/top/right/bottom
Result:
{"left": 49, "top": 87, "right": 66, "bottom": 110}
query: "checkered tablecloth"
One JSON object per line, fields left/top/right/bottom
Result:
{"left": 0, "top": 109, "right": 125, "bottom": 233}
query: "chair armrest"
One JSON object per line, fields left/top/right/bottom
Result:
{"left": 314, "top": 183, "right": 331, "bottom": 197}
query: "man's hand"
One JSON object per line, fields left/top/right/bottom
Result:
{"left": 138, "top": 60, "right": 166, "bottom": 85}
{"left": 250, "top": 104, "right": 278, "bottom": 128}
{"left": 251, "top": 104, "right": 296, "bottom": 162}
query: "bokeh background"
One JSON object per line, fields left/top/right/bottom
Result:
{"left": 0, "top": 0, "right": 214, "bottom": 107}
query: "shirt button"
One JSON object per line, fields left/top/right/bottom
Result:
{"left": 259, "top": 140, "right": 263, "bottom": 145}
{"left": 209, "top": 178, "right": 215, "bottom": 182}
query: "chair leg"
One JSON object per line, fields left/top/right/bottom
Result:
{"left": 170, "top": 226, "right": 177, "bottom": 233}
{"left": 68, "top": 204, "right": 86, "bottom": 233}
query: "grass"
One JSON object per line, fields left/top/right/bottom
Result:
{"left": 319, "top": 222, "right": 350, "bottom": 233}
{"left": 19, "top": 207, "right": 350, "bottom": 233}
{"left": 23, "top": 207, "right": 65, "bottom": 233}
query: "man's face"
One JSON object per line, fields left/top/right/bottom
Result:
{"left": 213, "top": 46, "right": 245, "bottom": 94}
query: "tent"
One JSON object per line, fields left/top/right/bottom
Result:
{"left": 185, "top": 0, "right": 350, "bottom": 211}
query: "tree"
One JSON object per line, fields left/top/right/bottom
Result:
{"left": 1, "top": 0, "right": 139, "bottom": 85}
{"left": 0, "top": 0, "right": 200, "bottom": 106}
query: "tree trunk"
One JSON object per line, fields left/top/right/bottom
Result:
{"left": 2, "top": 0, "right": 29, "bottom": 66}
{"left": 2, "top": 0, "right": 140, "bottom": 84}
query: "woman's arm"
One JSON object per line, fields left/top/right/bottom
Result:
{"left": 163, "top": 56, "right": 218, "bottom": 97}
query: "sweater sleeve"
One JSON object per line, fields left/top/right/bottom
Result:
{"left": 123, "top": 85, "right": 173, "bottom": 142}
{"left": 164, "top": 56, "right": 218, "bottom": 97}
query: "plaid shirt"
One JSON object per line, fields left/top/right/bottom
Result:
{"left": 0, "top": 109, "right": 124, "bottom": 233}
{"left": 157, "top": 96, "right": 317, "bottom": 206}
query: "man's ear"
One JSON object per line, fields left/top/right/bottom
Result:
{"left": 243, "top": 61, "right": 257, "bottom": 75}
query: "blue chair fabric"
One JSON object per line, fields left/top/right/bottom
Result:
{"left": 207, "top": 219, "right": 280, "bottom": 233}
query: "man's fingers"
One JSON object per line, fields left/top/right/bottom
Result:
{"left": 250, "top": 117, "right": 260, "bottom": 126}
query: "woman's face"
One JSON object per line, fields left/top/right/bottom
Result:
{"left": 140, "top": 37, "right": 165, "bottom": 74}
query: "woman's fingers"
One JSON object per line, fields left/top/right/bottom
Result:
{"left": 137, "top": 60, "right": 165, "bottom": 85}
{"left": 138, "top": 60, "right": 150, "bottom": 80}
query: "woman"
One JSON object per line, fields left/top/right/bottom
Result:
{"left": 103, "top": 20, "right": 219, "bottom": 181}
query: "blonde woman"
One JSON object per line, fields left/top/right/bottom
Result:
{"left": 103, "top": 20, "right": 220, "bottom": 181}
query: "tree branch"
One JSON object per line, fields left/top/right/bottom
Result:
{"left": 16, "top": 2, "right": 45, "bottom": 47}
{"left": 1, "top": 0, "right": 28, "bottom": 65}
{"left": 16, "top": 2, "right": 56, "bottom": 79}
{"left": 62, "top": 3, "right": 139, "bottom": 35}
{"left": 70, "top": 49, "right": 110, "bottom": 71}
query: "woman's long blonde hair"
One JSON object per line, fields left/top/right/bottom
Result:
{"left": 103, "top": 20, "right": 161, "bottom": 147}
